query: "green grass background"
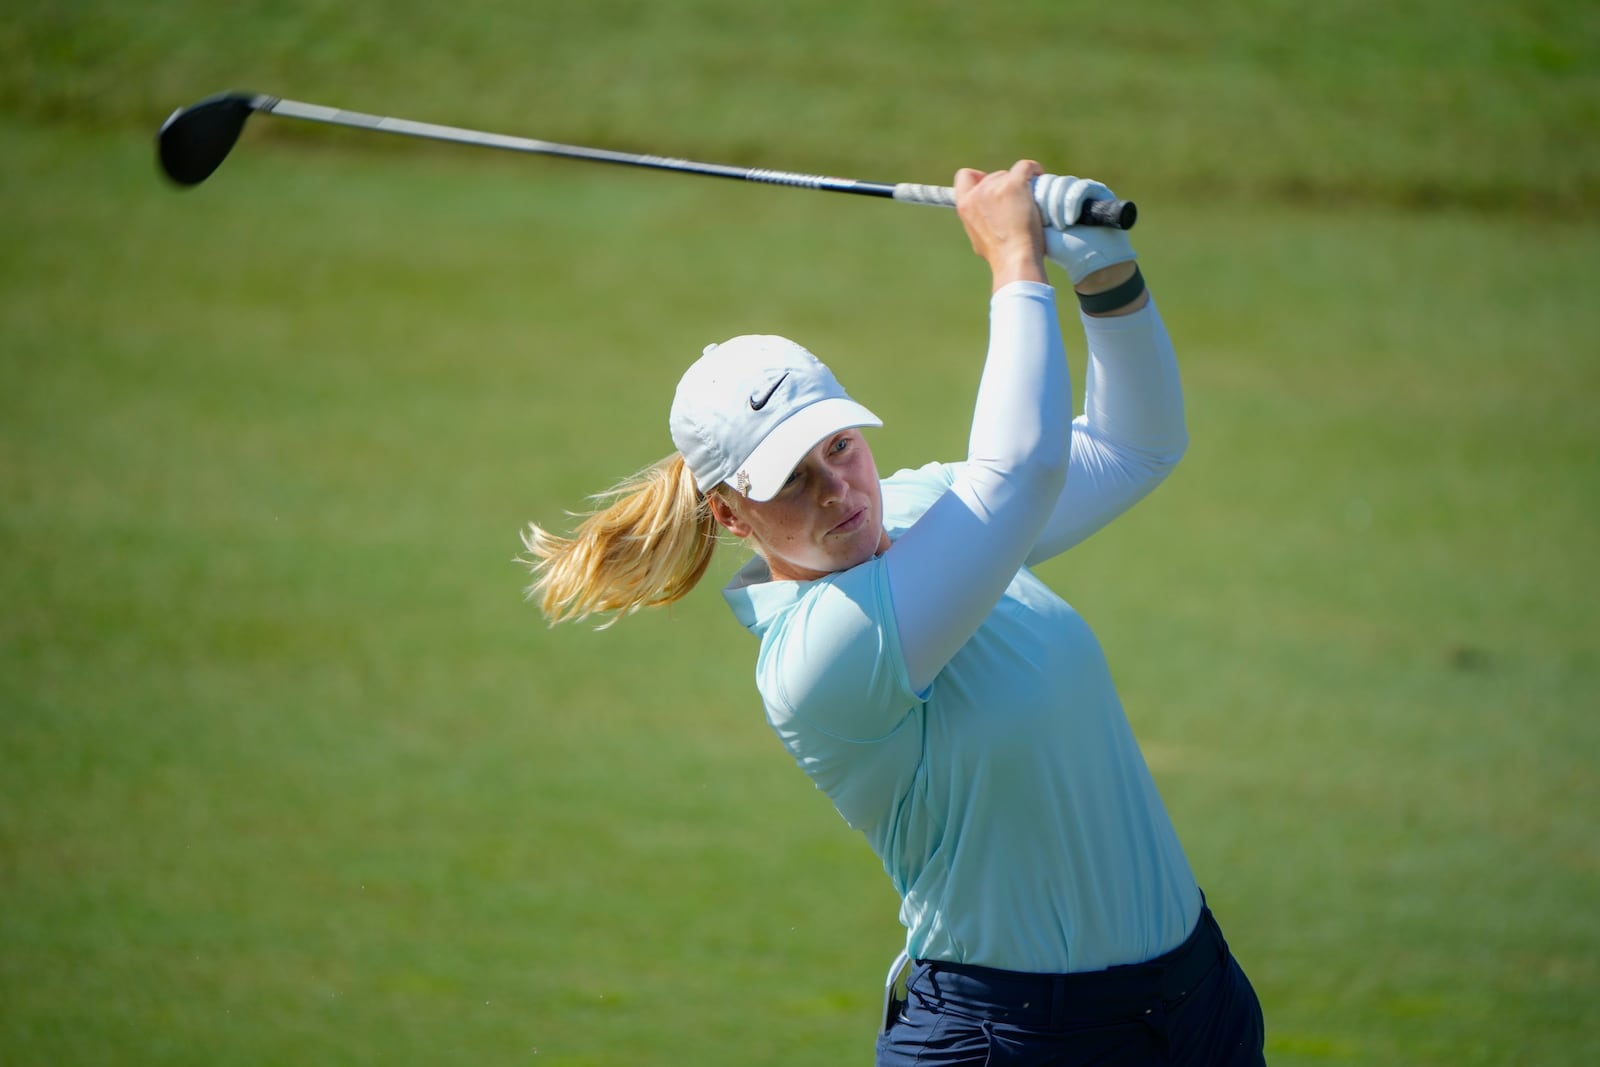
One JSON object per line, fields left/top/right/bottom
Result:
{"left": 3, "top": 1, "right": 1597, "bottom": 1063}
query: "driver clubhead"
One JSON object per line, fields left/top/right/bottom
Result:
{"left": 157, "top": 92, "right": 260, "bottom": 186}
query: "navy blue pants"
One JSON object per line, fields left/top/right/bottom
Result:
{"left": 875, "top": 907, "right": 1265, "bottom": 1066}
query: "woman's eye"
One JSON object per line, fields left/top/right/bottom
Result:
{"left": 831, "top": 436, "right": 850, "bottom": 454}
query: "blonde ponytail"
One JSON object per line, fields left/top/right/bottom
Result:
{"left": 519, "top": 453, "right": 721, "bottom": 626}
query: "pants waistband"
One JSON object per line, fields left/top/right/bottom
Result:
{"left": 914, "top": 907, "right": 1230, "bottom": 1030}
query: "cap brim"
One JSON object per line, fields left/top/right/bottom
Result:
{"left": 736, "top": 398, "right": 882, "bottom": 501}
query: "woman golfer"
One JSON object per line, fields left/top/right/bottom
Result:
{"left": 523, "top": 160, "right": 1266, "bottom": 1065}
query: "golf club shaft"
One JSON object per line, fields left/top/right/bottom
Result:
{"left": 232, "top": 94, "right": 1136, "bottom": 229}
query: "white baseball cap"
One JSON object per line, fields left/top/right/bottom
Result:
{"left": 669, "top": 335, "right": 881, "bottom": 502}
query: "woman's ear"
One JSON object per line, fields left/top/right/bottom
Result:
{"left": 706, "top": 493, "right": 752, "bottom": 538}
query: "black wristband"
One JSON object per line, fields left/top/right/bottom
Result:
{"left": 1076, "top": 265, "right": 1146, "bottom": 314}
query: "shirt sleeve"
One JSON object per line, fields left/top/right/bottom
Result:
{"left": 885, "top": 281, "right": 1072, "bottom": 695}
{"left": 750, "top": 555, "right": 925, "bottom": 831}
{"left": 1025, "top": 298, "right": 1188, "bottom": 565}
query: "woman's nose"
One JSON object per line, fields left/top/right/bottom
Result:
{"left": 815, "top": 466, "right": 847, "bottom": 505}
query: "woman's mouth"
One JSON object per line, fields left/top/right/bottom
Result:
{"left": 830, "top": 507, "right": 867, "bottom": 535}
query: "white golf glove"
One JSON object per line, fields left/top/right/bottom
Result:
{"left": 1036, "top": 174, "right": 1137, "bottom": 286}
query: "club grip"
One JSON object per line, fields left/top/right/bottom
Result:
{"left": 890, "top": 181, "right": 1137, "bottom": 230}
{"left": 1079, "top": 197, "right": 1137, "bottom": 230}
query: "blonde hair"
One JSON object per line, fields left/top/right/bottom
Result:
{"left": 519, "top": 453, "right": 723, "bottom": 627}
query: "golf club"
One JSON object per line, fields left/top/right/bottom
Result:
{"left": 157, "top": 91, "right": 1137, "bottom": 230}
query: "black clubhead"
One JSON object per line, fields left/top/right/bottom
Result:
{"left": 157, "top": 92, "right": 261, "bottom": 186}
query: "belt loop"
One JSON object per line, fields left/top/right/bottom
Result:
{"left": 1139, "top": 999, "right": 1169, "bottom": 1050}
{"left": 1050, "top": 973, "right": 1068, "bottom": 1028}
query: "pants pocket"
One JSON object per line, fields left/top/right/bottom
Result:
{"left": 981, "top": 1018, "right": 1160, "bottom": 1065}
{"left": 874, "top": 1004, "right": 989, "bottom": 1066}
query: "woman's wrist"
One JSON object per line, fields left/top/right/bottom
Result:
{"left": 989, "top": 249, "right": 1049, "bottom": 293}
{"left": 1074, "top": 261, "right": 1147, "bottom": 317}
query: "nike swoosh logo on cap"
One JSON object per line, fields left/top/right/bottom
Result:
{"left": 749, "top": 373, "right": 789, "bottom": 411}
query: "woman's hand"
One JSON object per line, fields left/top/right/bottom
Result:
{"left": 954, "top": 160, "right": 1049, "bottom": 293}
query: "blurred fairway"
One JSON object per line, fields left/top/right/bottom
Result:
{"left": 3, "top": 2, "right": 1598, "bottom": 1064}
